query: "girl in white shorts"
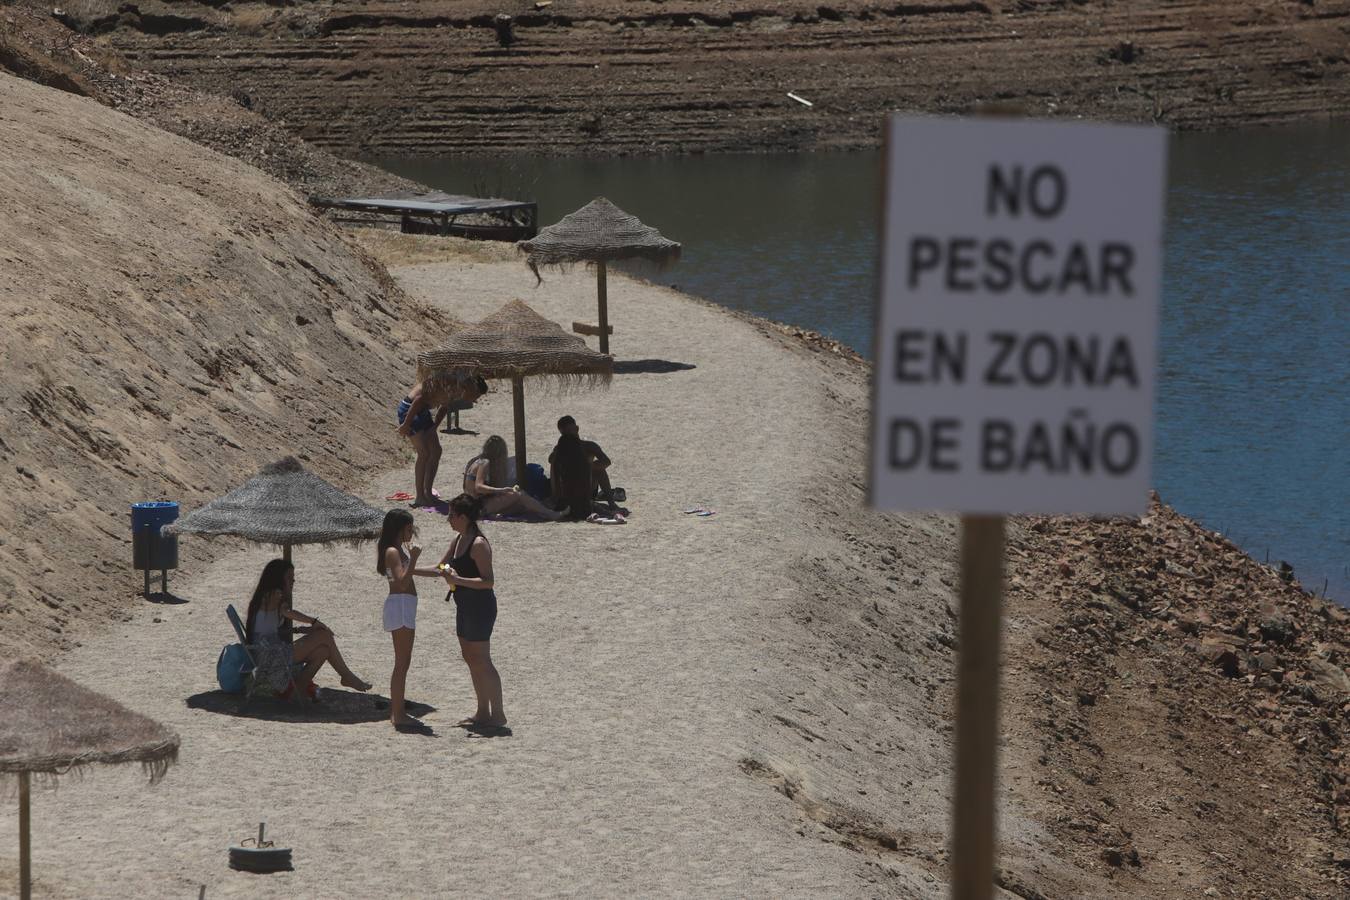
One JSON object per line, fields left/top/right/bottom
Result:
{"left": 376, "top": 508, "right": 440, "bottom": 730}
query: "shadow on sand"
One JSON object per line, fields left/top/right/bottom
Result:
{"left": 144, "top": 592, "right": 189, "bottom": 605}
{"left": 613, "top": 359, "right": 696, "bottom": 375}
{"left": 464, "top": 723, "right": 513, "bottom": 739}
{"left": 186, "top": 689, "right": 435, "bottom": 724}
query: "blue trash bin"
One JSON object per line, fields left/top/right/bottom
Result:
{"left": 132, "top": 501, "right": 179, "bottom": 595}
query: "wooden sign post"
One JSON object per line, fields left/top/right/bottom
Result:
{"left": 952, "top": 515, "right": 1005, "bottom": 898}
{"left": 870, "top": 116, "right": 1167, "bottom": 899}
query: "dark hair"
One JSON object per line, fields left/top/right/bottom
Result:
{"left": 557, "top": 415, "right": 576, "bottom": 433}
{"left": 474, "top": 376, "right": 489, "bottom": 395}
{"left": 446, "top": 493, "right": 483, "bottom": 528}
{"left": 246, "top": 558, "right": 293, "bottom": 637}
{"left": 377, "top": 508, "right": 415, "bottom": 575}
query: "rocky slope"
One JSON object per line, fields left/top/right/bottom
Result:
{"left": 50, "top": 0, "right": 1350, "bottom": 157}
{"left": 0, "top": 70, "right": 448, "bottom": 658}
{"left": 750, "top": 319, "right": 1349, "bottom": 896}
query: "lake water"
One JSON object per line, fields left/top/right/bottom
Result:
{"left": 376, "top": 123, "right": 1349, "bottom": 601}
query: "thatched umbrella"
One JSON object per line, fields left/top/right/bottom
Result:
{"left": 1, "top": 659, "right": 179, "bottom": 900}
{"left": 517, "top": 197, "right": 681, "bottom": 354}
{"left": 165, "top": 456, "right": 383, "bottom": 562}
{"left": 417, "top": 299, "right": 613, "bottom": 484}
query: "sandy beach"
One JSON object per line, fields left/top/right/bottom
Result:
{"left": 4, "top": 234, "right": 1346, "bottom": 898}
{"left": 0, "top": 251, "right": 959, "bottom": 897}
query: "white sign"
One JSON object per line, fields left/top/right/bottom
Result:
{"left": 870, "top": 117, "right": 1167, "bottom": 515}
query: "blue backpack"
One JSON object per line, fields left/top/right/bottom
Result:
{"left": 216, "top": 643, "right": 252, "bottom": 693}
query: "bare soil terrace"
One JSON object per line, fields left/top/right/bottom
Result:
{"left": 52, "top": 0, "right": 1350, "bottom": 157}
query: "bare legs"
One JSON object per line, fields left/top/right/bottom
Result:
{"left": 389, "top": 627, "right": 417, "bottom": 726}
{"left": 458, "top": 637, "right": 506, "bottom": 727}
{"left": 426, "top": 433, "right": 442, "bottom": 498}
{"left": 410, "top": 430, "right": 441, "bottom": 507}
{"left": 293, "top": 628, "right": 370, "bottom": 691}
{"left": 483, "top": 490, "right": 564, "bottom": 521}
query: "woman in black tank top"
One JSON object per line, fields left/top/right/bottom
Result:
{"left": 438, "top": 493, "right": 507, "bottom": 730}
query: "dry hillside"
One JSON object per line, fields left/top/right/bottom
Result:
{"left": 0, "top": 71, "right": 446, "bottom": 658}
{"left": 46, "top": 0, "right": 1350, "bottom": 156}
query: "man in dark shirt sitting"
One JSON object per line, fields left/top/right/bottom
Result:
{"left": 548, "top": 415, "right": 618, "bottom": 513}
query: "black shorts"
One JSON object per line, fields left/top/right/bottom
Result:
{"left": 454, "top": 588, "right": 497, "bottom": 642}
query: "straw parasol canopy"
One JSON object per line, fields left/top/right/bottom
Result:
{"left": 417, "top": 299, "right": 613, "bottom": 482}
{"left": 517, "top": 197, "right": 681, "bottom": 354}
{"left": 165, "top": 456, "right": 383, "bottom": 561}
{"left": 1, "top": 658, "right": 179, "bottom": 899}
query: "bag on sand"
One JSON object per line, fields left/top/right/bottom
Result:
{"left": 523, "top": 463, "right": 550, "bottom": 500}
{"left": 216, "top": 643, "right": 251, "bottom": 693}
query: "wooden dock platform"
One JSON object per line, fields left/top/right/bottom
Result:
{"left": 309, "top": 191, "right": 537, "bottom": 242}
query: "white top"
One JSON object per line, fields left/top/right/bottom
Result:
{"left": 252, "top": 607, "right": 282, "bottom": 642}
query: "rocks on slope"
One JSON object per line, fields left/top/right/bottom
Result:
{"left": 735, "top": 320, "right": 1347, "bottom": 897}
{"left": 0, "top": 72, "right": 444, "bottom": 658}
{"left": 1003, "top": 502, "right": 1349, "bottom": 896}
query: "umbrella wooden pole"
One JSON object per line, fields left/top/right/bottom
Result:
{"left": 282, "top": 544, "right": 292, "bottom": 564}
{"left": 596, "top": 261, "right": 610, "bottom": 355}
{"left": 511, "top": 376, "right": 527, "bottom": 487}
{"left": 19, "top": 770, "right": 30, "bottom": 900}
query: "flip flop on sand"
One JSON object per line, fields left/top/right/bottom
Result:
{"left": 586, "top": 513, "right": 627, "bottom": 525}
{"left": 386, "top": 491, "right": 414, "bottom": 501}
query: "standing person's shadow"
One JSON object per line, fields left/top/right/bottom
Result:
{"left": 463, "top": 722, "right": 512, "bottom": 739}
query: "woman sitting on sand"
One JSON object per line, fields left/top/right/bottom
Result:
{"left": 438, "top": 494, "right": 507, "bottom": 730}
{"left": 463, "top": 435, "right": 563, "bottom": 521}
{"left": 245, "top": 559, "right": 371, "bottom": 699}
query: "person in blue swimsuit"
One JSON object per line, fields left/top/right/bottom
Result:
{"left": 438, "top": 494, "right": 506, "bottom": 730}
{"left": 397, "top": 376, "right": 488, "bottom": 508}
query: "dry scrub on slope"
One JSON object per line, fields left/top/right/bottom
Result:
{"left": 0, "top": 72, "right": 447, "bottom": 658}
